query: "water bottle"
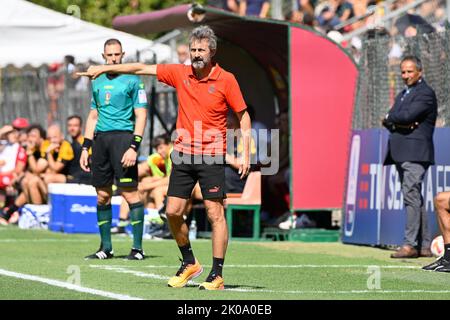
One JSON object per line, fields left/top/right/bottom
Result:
{"left": 143, "top": 214, "right": 152, "bottom": 239}
{"left": 189, "top": 219, "right": 197, "bottom": 240}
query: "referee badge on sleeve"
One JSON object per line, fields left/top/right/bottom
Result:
{"left": 138, "top": 89, "right": 147, "bottom": 104}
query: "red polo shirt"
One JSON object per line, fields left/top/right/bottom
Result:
{"left": 157, "top": 63, "right": 246, "bottom": 155}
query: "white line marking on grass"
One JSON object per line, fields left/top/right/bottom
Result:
{"left": 220, "top": 264, "right": 422, "bottom": 269}
{"left": 90, "top": 265, "right": 169, "bottom": 281}
{"left": 90, "top": 264, "right": 422, "bottom": 269}
{"left": 90, "top": 265, "right": 202, "bottom": 286}
{"left": 195, "top": 264, "right": 421, "bottom": 269}
{"left": 224, "top": 288, "right": 450, "bottom": 294}
{"left": 0, "top": 239, "right": 89, "bottom": 243}
{"left": 0, "top": 268, "right": 142, "bottom": 300}
{"left": 91, "top": 265, "right": 450, "bottom": 295}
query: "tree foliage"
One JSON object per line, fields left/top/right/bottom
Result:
{"left": 28, "top": 0, "right": 205, "bottom": 30}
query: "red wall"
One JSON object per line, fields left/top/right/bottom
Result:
{"left": 290, "top": 27, "right": 358, "bottom": 210}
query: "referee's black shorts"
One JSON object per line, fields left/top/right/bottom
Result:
{"left": 91, "top": 131, "right": 138, "bottom": 189}
{"left": 167, "top": 151, "right": 226, "bottom": 200}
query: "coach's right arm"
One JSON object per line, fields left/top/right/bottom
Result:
{"left": 78, "top": 63, "right": 157, "bottom": 79}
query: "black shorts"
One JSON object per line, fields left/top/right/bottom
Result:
{"left": 167, "top": 152, "right": 226, "bottom": 200}
{"left": 91, "top": 131, "right": 138, "bottom": 189}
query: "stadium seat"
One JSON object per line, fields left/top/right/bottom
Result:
{"left": 225, "top": 171, "right": 261, "bottom": 240}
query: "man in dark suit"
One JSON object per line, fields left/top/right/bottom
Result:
{"left": 383, "top": 55, "right": 438, "bottom": 259}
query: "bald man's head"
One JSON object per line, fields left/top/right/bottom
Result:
{"left": 47, "top": 124, "right": 63, "bottom": 145}
{"left": 177, "top": 44, "right": 190, "bottom": 64}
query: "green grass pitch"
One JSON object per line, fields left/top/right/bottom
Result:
{"left": 1, "top": 226, "right": 450, "bottom": 300}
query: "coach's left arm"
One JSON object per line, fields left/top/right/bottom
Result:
{"left": 236, "top": 109, "right": 251, "bottom": 179}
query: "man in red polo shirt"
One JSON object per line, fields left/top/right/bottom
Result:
{"left": 79, "top": 25, "right": 251, "bottom": 290}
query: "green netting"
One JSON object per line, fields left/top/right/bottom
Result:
{"left": 353, "top": 27, "right": 450, "bottom": 129}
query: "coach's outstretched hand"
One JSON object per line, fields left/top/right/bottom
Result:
{"left": 76, "top": 65, "right": 106, "bottom": 80}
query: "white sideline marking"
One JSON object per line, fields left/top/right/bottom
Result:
{"left": 91, "top": 265, "right": 450, "bottom": 295}
{"left": 90, "top": 265, "right": 169, "bottom": 281}
{"left": 90, "top": 265, "right": 200, "bottom": 285}
{"left": 90, "top": 264, "right": 422, "bottom": 269}
{"left": 0, "top": 239, "right": 89, "bottom": 243}
{"left": 226, "top": 288, "right": 450, "bottom": 294}
{"left": 0, "top": 268, "right": 142, "bottom": 300}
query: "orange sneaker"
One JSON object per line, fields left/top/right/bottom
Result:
{"left": 199, "top": 273, "right": 225, "bottom": 290}
{"left": 167, "top": 258, "right": 203, "bottom": 288}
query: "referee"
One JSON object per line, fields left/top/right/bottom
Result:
{"left": 80, "top": 39, "right": 148, "bottom": 260}
{"left": 78, "top": 26, "right": 251, "bottom": 289}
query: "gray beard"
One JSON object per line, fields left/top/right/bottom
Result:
{"left": 192, "top": 60, "right": 206, "bottom": 69}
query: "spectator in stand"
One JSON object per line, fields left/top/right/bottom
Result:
{"left": 177, "top": 44, "right": 191, "bottom": 65}
{"left": 333, "top": 0, "right": 354, "bottom": 26}
{"left": 285, "top": 10, "right": 303, "bottom": 23}
{"left": 1, "top": 117, "right": 29, "bottom": 183}
{"left": 239, "top": 0, "right": 270, "bottom": 18}
{"left": 40, "top": 123, "right": 75, "bottom": 185}
{"left": 9, "top": 118, "right": 30, "bottom": 145}
{"left": 395, "top": 13, "right": 435, "bottom": 38}
{"left": 317, "top": 2, "right": 341, "bottom": 32}
{"left": 300, "top": 0, "right": 316, "bottom": 15}
{"left": 10, "top": 123, "right": 74, "bottom": 207}
{"left": 286, "top": 0, "right": 317, "bottom": 25}
{"left": 344, "top": 0, "right": 362, "bottom": 30}
{"left": 0, "top": 122, "right": 28, "bottom": 224}
{"left": 207, "top": 0, "right": 239, "bottom": 13}
{"left": 66, "top": 115, "right": 92, "bottom": 184}
{"left": 317, "top": 0, "right": 354, "bottom": 33}
{"left": 302, "top": 11, "right": 316, "bottom": 27}
{"left": 0, "top": 124, "right": 46, "bottom": 224}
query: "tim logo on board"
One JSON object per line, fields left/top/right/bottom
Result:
{"left": 344, "top": 135, "right": 360, "bottom": 237}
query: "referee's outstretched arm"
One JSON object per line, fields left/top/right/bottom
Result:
{"left": 77, "top": 63, "right": 157, "bottom": 80}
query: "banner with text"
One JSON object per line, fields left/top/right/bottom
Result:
{"left": 342, "top": 128, "right": 447, "bottom": 246}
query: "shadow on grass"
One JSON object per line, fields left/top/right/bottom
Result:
{"left": 224, "top": 284, "right": 266, "bottom": 290}
{"left": 114, "top": 255, "right": 162, "bottom": 259}
{"left": 184, "top": 283, "right": 266, "bottom": 290}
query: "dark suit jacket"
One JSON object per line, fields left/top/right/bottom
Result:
{"left": 383, "top": 78, "right": 437, "bottom": 165}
